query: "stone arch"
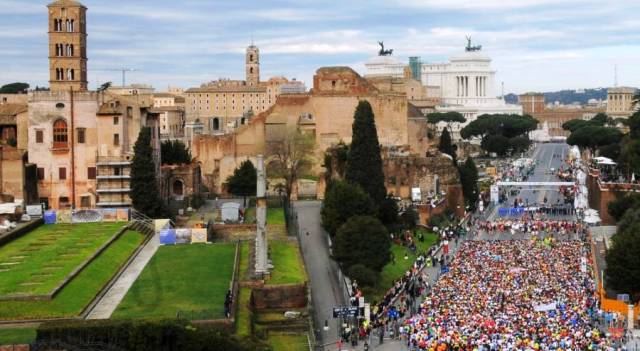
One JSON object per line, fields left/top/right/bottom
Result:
{"left": 172, "top": 179, "right": 185, "bottom": 200}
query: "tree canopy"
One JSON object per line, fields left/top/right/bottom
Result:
{"left": 605, "top": 209, "right": 640, "bottom": 302}
{"left": 608, "top": 193, "right": 640, "bottom": 222}
{"left": 321, "top": 180, "right": 374, "bottom": 237}
{"left": 0, "top": 82, "right": 29, "bottom": 94}
{"left": 460, "top": 114, "right": 538, "bottom": 156}
{"left": 566, "top": 125, "right": 623, "bottom": 153}
{"left": 160, "top": 140, "right": 192, "bottom": 165}
{"left": 333, "top": 215, "right": 391, "bottom": 272}
{"left": 345, "top": 100, "right": 387, "bottom": 207}
{"left": 266, "top": 128, "right": 316, "bottom": 203}
{"left": 225, "top": 160, "right": 257, "bottom": 206}
{"left": 131, "top": 128, "right": 166, "bottom": 218}
{"left": 426, "top": 111, "right": 466, "bottom": 125}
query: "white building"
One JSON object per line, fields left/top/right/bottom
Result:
{"left": 421, "top": 44, "right": 522, "bottom": 139}
{"left": 365, "top": 55, "right": 406, "bottom": 79}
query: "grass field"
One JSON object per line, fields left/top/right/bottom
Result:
{"left": 268, "top": 241, "right": 307, "bottom": 285}
{"left": 243, "top": 207, "right": 286, "bottom": 226}
{"left": 0, "top": 230, "right": 145, "bottom": 320}
{"left": 0, "top": 222, "right": 125, "bottom": 297}
{"left": 268, "top": 333, "right": 308, "bottom": 351}
{"left": 112, "top": 243, "right": 236, "bottom": 319}
{"left": 367, "top": 230, "right": 438, "bottom": 302}
{"left": 0, "top": 327, "right": 37, "bottom": 345}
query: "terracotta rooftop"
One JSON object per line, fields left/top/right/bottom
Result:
{"left": 0, "top": 104, "right": 27, "bottom": 118}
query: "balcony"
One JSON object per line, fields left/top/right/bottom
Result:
{"left": 96, "top": 155, "right": 132, "bottom": 166}
{"left": 96, "top": 187, "right": 131, "bottom": 193}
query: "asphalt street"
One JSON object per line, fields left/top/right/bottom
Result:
{"left": 293, "top": 201, "right": 347, "bottom": 345}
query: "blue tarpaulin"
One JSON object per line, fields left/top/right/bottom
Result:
{"left": 159, "top": 229, "right": 176, "bottom": 245}
{"left": 43, "top": 211, "right": 57, "bottom": 224}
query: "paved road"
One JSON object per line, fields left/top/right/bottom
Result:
{"left": 487, "top": 142, "right": 574, "bottom": 222}
{"left": 293, "top": 201, "right": 346, "bottom": 345}
{"left": 86, "top": 232, "right": 159, "bottom": 319}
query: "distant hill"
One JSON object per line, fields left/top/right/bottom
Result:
{"left": 504, "top": 88, "right": 608, "bottom": 105}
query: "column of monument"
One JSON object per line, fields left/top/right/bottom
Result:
{"left": 255, "top": 155, "right": 269, "bottom": 274}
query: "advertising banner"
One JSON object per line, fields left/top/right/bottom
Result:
{"left": 56, "top": 210, "right": 72, "bottom": 223}
{"left": 175, "top": 228, "right": 192, "bottom": 244}
{"left": 116, "top": 208, "right": 130, "bottom": 221}
{"left": 159, "top": 229, "right": 176, "bottom": 245}
{"left": 26, "top": 205, "right": 43, "bottom": 217}
{"left": 191, "top": 228, "right": 207, "bottom": 244}
{"left": 44, "top": 211, "right": 57, "bottom": 224}
{"left": 100, "top": 208, "right": 118, "bottom": 222}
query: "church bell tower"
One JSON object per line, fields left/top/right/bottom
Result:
{"left": 48, "top": 0, "right": 88, "bottom": 92}
{"left": 245, "top": 45, "right": 260, "bottom": 86}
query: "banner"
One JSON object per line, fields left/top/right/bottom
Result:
{"left": 175, "top": 228, "right": 192, "bottom": 244}
{"left": 100, "top": 208, "right": 118, "bottom": 222}
{"left": 116, "top": 208, "right": 130, "bottom": 221}
{"left": 56, "top": 210, "right": 72, "bottom": 224}
{"left": 44, "top": 211, "right": 57, "bottom": 224}
{"left": 191, "top": 228, "right": 207, "bottom": 243}
{"left": 159, "top": 229, "right": 176, "bottom": 245}
{"left": 533, "top": 302, "right": 557, "bottom": 312}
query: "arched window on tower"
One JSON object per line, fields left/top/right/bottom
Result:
{"left": 53, "top": 119, "right": 68, "bottom": 149}
{"left": 65, "top": 20, "right": 70, "bottom": 32}
{"left": 249, "top": 54, "right": 253, "bottom": 62}
{"left": 250, "top": 67, "right": 254, "bottom": 74}
{"left": 70, "top": 44, "right": 74, "bottom": 56}
{"left": 70, "top": 20, "right": 74, "bottom": 32}
{"left": 66, "top": 69, "right": 75, "bottom": 81}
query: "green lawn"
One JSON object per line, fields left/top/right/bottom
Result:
{"left": 244, "top": 207, "right": 286, "bottom": 226}
{"left": 235, "top": 286, "right": 252, "bottom": 337}
{"left": 0, "top": 230, "right": 145, "bottom": 320}
{"left": 0, "top": 327, "right": 37, "bottom": 345}
{"left": 268, "top": 241, "right": 307, "bottom": 285}
{"left": 268, "top": 333, "right": 308, "bottom": 351}
{"left": 0, "top": 222, "right": 125, "bottom": 297}
{"left": 368, "top": 230, "right": 438, "bottom": 303}
{"left": 112, "top": 243, "right": 236, "bottom": 319}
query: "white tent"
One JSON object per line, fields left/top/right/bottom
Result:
{"left": 583, "top": 209, "right": 601, "bottom": 225}
{"left": 594, "top": 157, "right": 617, "bottom": 165}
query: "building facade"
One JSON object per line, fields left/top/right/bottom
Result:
{"left": 185, "top": 45, "right": 305, "bottom": 134}
{"left": 607, "top": 87, "right": 637, "bottom": 118}
{"left": 420, "top": 44, "right": 522, "bottom": 139}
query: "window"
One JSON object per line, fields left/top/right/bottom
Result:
{"left": 126, "top": 107, "right": 132, "bottom": 118}
{"left": 332, "top": 80, "right": 336, "bottom": 88}
{"left": 113, "top": 116, "right": 119, "bottom": 125}
{"left": 53, "top": 119, "right": 68, "bottom": 148}
{"left": 113, "top": 133, "right": 120, "bottom": 146}
{"left": 80, "top": 196, "right": 91, "bottom": 208}
{"left": 114, "top": 167, "right": 121, "bottom": 176}
{"left": 58, "top": 197, "right": 70, "bottom": 209}
{"left": 37, "top": 167, "right": 45, "bottom": 180}
{"left": 59, "top": 167, "right": 67, "bottom": 180}
{"left": 88, "top": 167, "right": 96, "bottom": 179}
{"left": 36, "top": 130, "right": 44, "bottom": 143}
{"left": 77, "top": 128, "right": 85, "bottom": 144}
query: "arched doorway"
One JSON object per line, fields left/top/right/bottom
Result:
{"left": 212, "top": 118, "right": 220, "bottom": 131}
{"left": 172, "top": 179, "right": 184, "bottom": 200}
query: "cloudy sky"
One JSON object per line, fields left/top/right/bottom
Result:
{"left": 1, "top": 0, "right": 639, "bottom": 94}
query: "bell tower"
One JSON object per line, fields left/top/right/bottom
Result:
{"left": 48, "top": 0, "right": 88, "bottom": 92}
{"left": 245, "top": 44, "right": 260, "bottom": 86}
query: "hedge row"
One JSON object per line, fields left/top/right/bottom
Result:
{"left": 37, "top": 319, "right": 257, "bottom": 351}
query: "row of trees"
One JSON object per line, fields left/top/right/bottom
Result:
{"left": 563, "top": 113, "right": 623, "bottom": 159}
{"left": 322, "top": 101, "right": 394, "bottom": 287}
{"left": 460, "top": 114, "right": 538, "bottom": 156}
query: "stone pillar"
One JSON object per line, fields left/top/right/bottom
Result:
{"left": 255, "top": 155, "right": 269, "bottom": 275}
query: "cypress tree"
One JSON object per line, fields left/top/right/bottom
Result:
{"left": 345, "top": 100, "right": 386, "bottom": 207}
{"left": 458, "top": 157, "right": 479, "bottom": 210}
{"left": 130, "top": 127, "right": 164, "bottom": 218}
{"left": 438, "top": 128, "right": 456, "bottom": 162}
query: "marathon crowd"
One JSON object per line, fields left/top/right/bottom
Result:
{"left": 474, "top": 218, "right": 584, "bottom": 238}
{"left": 401, "top": 240, "right": 613, "bottom": 350}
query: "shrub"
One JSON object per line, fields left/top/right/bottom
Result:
{"left": 347, "top": 264, "right": 378, "bottom": 288}
{"left": 333, "top": 216, "right": 390, "bottom": 272}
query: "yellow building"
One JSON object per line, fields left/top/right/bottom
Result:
{"left": 607, "top": 87, "right": 637, "bottom": 118}
{"left": 185, "top": 45, "right": 305, "bottom": 133}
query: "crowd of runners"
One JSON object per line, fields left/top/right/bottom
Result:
{"left": 401, "top": 239, "right": 613, "bottom": 350}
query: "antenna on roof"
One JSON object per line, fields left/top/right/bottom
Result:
{"left": 614, "top": 64, "right": 618, "bottom": 87}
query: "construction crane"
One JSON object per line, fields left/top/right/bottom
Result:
{"left": 95, "top": 68, "right": 140, "bottom": 87}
